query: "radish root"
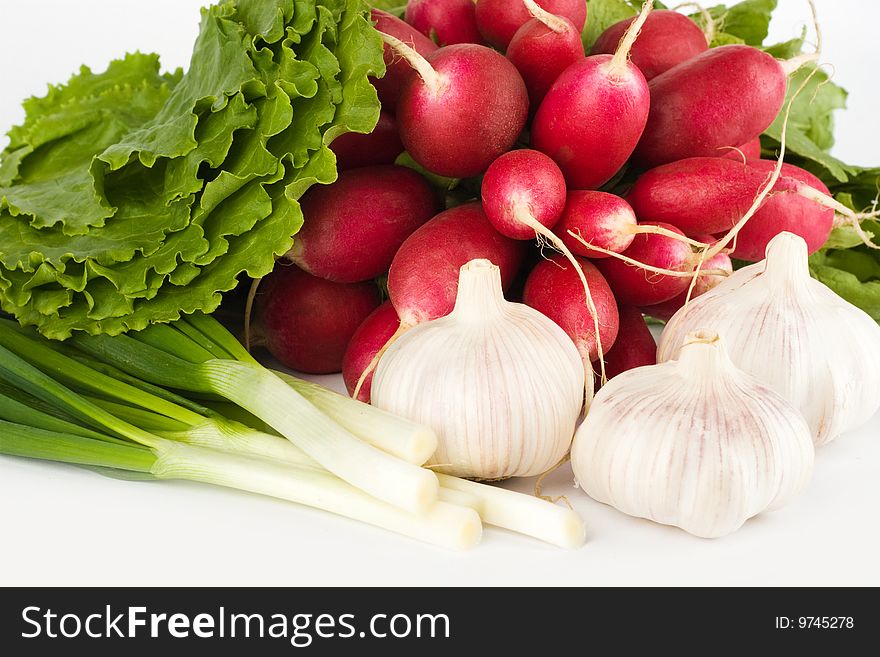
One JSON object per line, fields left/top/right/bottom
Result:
{"left": 780, "top": 0, "right": 822, "bottom": 75}
{"left": 673, "top": 2, "right": 716, "bottom": 45}
{"left": 629, "top": 223, "right": 712, "bottom": 248}
{"left": 522, "top": 0, "right": 569, "bottom": 34}
{"left": 608, "top": 0, "right": 655, "bottom": 78}
{"left": 716, "top": 145, "right": 749, "bottom": 164}
{"left": 515, "top": 205, "right": 606, "bottom": 389}
{"left": 566, "top": 232, "right": 731, "bottom": 278}
{"left": 378, "top": 31, "right": 446, "bottom": 96}
{"left": 243, "top": 276, "right": 263, "bottom": 353}
{"left": 352, "top": 322, "right": 410, "bottom": 401}
{"left": 800, "top": 187, "right": 880, "bottom": 250}
{"left": 683, "top": 246, "right": 709, "bottom": 308}
{"left": 534, "top": 453, "right": 574, "bottom": 508}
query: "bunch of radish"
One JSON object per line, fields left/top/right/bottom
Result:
{"left": 251, "top": 0, "right": 858, "bottom": 404}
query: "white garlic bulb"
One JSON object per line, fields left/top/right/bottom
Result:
{"left": 571, "top": 331, "right": 815, "bottom": 538}
{"left": 372, "top": 259, "right": 584, "bottom": 480}
{"left": 658, "top": 232, "right": 880, "bottom": 446}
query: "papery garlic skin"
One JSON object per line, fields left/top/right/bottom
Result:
{"left": 572, "top": 332, "right": 814, "bottom": 538}
{"left": 658, "top": 232, "right": 880, "bottom": 446}
{"left": 372, "top": 259, "right": 584, "bottom": 480}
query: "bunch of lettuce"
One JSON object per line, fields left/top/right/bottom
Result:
{"left": 584, "top": 0, "right": 880, "bottom": 321}
{"left": 0, "top": 0, "right": 384, "bottom": 339}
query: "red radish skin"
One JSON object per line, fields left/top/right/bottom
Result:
{"left": 634, "top": 45, "right": 787, "bottom": 167}
{"left": 343, "top": 302, "right": 401, "bottom": 403}
{"left": 749, "top": 159, "right": 832, "bottom": 193}
{"left": 481, "top": 149, "right": 567, "bottom": 240}
{"left": 729, "top": 160, "right": 834, "bottom": 261}
{"left": 523, "top": 255, "right": 619, "bottom": 362}
{"left": 627, "top": 157, "right": 833, "bottom": 255}
{"left": 405, "top": 0, "right": 483, "bottom": 46}
{"left": 721, "top": 136, "right": 762, "bottom": 161}
{"left": 371, "top": 10, "right": 438, "bottom": 112}
{"left": 388, "top": 202, "right": 527, "bottom": 327}
{"left": 330, "top": 111, "right": 403, "bottom": 171}
{"left": 475, "top": 0, "right": 587, "bottom": 51}
{"left": 507, "top": 13, "right": 584, "bottom": 111}
{"left": 594, "top": 222, "right": 693, "bottom": 306}
{"left": 640, "top": 243, "right": 733, "bottom": 321}
{"left": 257, "top": 266, "right": 381, "bottom": 374}
{"left": 556, "top": 191, "right": 638, "bottom": 258}
{"left": 392, "top": 41, "right": 529, "bottom": 177}
{"left": 627, "top": 157, "right": 803, "bottom": 235}
{"left": 603, "top": 305, "right": 656, "bottom": 379}
{"left": 531, "top": 3, "right": 652, "bottom": 190}
{"left": 289, "top": 165, "right": 439, "bottom": 283}
{"left": 591, "top": 10, "right": 708, "bottom": 81}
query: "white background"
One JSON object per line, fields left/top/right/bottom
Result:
{"left": 1, "top": 0, "right": 878, "bottom": 586}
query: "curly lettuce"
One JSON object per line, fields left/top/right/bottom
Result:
{"left": 0, "top": 0, "right": 384, "bottom": 339}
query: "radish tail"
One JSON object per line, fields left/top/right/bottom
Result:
{"left": 515, "top": 206, "right": 605, "bottom": 390}
{"left": 779, "top": 0, "right": 822, "bottom": 75}
{"left": 673, "top": 2, "right": 716, "bottom": 45}
{"left": 608, "top": 0, "right": 655, "bottom": 77}
{"left": 522, "top": 0, "right": 569, "bottom": 33}
{"left": 565, "top": 232, "right": 731, "bottom": 278}
{"left": 378, "top": 31, "right": 445, "bottom": 95}
{"left": 244, "top": 276, "right": 263, "bottom": 353}
{"left": 630, "top": 224, "right": 712, "bottom": 248}
{"left": 353, "top": 322, "right": 410, "bottom": 401}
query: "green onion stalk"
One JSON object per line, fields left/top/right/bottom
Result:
{"left": 0, "top": 315, "right": 586, "bottom": 549}
{"left": 0, "top": 341, "right": 481, "bottom": 550}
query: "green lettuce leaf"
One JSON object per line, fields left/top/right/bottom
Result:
{"left": 810, "top": 249, "right": 880, "bottom": 321}
{"left": 705, "top": 0, "right": 776, "bottom": 46}
{"left": 0, "top": 0, "right": 384, "bottom": 339}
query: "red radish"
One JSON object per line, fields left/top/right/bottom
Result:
{"left": 481, "top": 149, "right": 611, "bottom": 378}
{"left": 288, "top": 165, "right": 439, "bottom": 283}
{"left": 475, "top": 0, "right": 587, "bottom": 51}
{"left": 634, "top": 45, "right": 787, "bottom": 167}
{"left": 371, "top": 9, "right": 438, "bottom": 112}
{"left": 531, "top": 1, "right": 653, "bottom": 190}
{"left": 729, "top": 160, "right": 834, "bottom": 261}
{"left": 523, "top": 255, "right": 619, "bottom": 364}
{"left": 330, "top": 111, "right": 403, "bottom": 171}
{"left": 354, "top": 202, "right": 526, "bottom": 396}
{"left": 383, "top": 35, "right": 529, "bottom": 177}
{"left": 405, "top": 0, "right": 483, "bottom": 46}
{"left": 749, "top": 159, "right": 831, "bottom": 192}
{"left": 256, "top": 265, "right": 381, "bottom": 374}
{"left": 506, "top": 1, "right": 584, "bottom": 111}
{"left": 591, "top": 10, "right": 708, "bottom": 81}
{"left": 343, "top": 302, "right": 401, "bottom": 403}
{"left": 627, "top": 157, "right": 835, "bottom": 255}
{"left": 555, "top": 190, "right": 701, "bottom": 260}
{"left": 603, "top": 305, "right": 656, "bottom": 379}
{"left": 556, "top": 191, "right": 638, "bottom": 258}
{"left": 388, "top": 202, "right": 527, "bottom": 327}
{"left": 627, "top": 157, "right": 805, "bottom": 235}
{"left": 481, "top": 149, "right": 567, "bottom": 241}
{"left": 721, "top": 136, "right": 761, "bottom": 161}
{"left": 593, "top": 222, "right": 695, "bottom": 306}
{"left": 640, "top": 240, "right": 733, "bottom": 320}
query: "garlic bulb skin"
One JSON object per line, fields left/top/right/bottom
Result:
{"left": 372, "top": 259, "right": 584, "bottom": 480}
{"left": 658, "top": 232, "right": 880, "bottom": 446}
{"left": 572, "top": 332, "right": 814, "bottom": 538}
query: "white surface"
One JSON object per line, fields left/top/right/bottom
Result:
{"left": 1, "top": 0, "right": 879, "bottom": 587}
